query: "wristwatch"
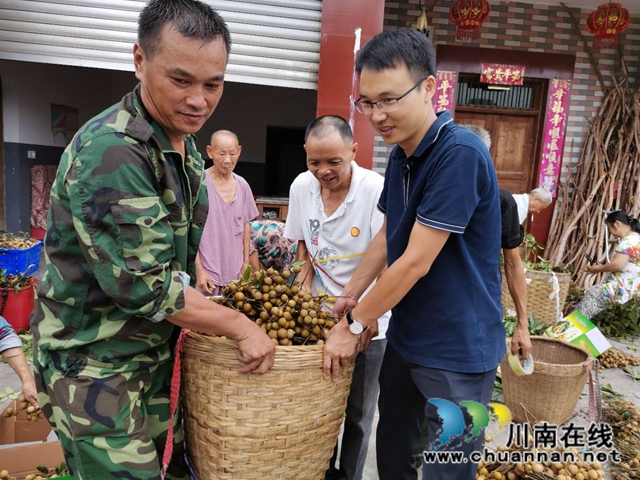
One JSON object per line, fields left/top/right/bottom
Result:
{"left": 346, "top": 310, "right": 367, "bottom": 335}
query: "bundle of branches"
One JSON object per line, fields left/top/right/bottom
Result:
{"left": 543, "top": 6, "right": 640, "bottom": 288}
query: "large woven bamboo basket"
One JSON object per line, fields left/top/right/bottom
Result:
{"left": 501, "top": 337, "right": 593, "bottom": 425}
{"left": 181, "top": 332, "right": 356, "bottom": 480}
{"left": 501, "top": 268, "right": 571, "bottom": 326}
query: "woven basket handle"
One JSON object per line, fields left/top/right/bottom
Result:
{"left": 583, "top": 359, "right": 602, "bottom": 423}
{"left": 161, "top": 328, "right": 190, "bottom": 479}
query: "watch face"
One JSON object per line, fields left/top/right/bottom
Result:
{"left": 349, "top": 321, "right": 364, "bottom": 335}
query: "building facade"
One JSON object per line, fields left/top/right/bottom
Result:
{"left": 374, "top": 0, "right": 640, "bottom": 242}
{"left": 0, "top": 0, "right": 638, "bottom": 243}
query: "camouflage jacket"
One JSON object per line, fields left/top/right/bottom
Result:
{"left": 32, "top": 85, "right": 208, "bottom": 373}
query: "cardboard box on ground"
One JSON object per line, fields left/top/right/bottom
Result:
{"left": 544, "top": 310, "right": 612, "bottom": 357}
{"left": 0, "top": 401, "right": 67, "bottom": 480}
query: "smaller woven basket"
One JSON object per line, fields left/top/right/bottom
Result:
{"left": 501, "top": 269, "right": 571, "bottom": 326}
{"left": 181, "top": 332, "right": 355, "bottom": 480}
{"left": 501, "top": 337, "right": 593, "bottom": 425}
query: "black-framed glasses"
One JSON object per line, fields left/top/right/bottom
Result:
{"left": 354, "top": 78, "right": 427, "bottom": 114}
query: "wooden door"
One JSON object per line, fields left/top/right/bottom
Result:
{"left": 0, "top": 77, "right": 4, "bottom": 229}
{"left": 456, "top": 111, "right": 537, "bottom": 194}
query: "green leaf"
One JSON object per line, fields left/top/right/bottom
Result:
{"left": 257, "top": 271, "right": 265, "bottom": 289}
{"left": 37, "top": 466, "right": 49, "bottom": 474}
{"left": 4, "top": 386, "right": 13, "bottom": 394}
{"left": 600, "top": 383, "right": 623, "bottom": 399}
{"left": 291, "top": 260, "right": 305, "bottom": 268}
{"left": 627, "top": 366, "right": 640, "bottom": 384}
{"left": 242, "top": 265, "right": 252, "bottom": 282}
{"left": 491, "top": 379, "right": 504, "bottom": 403}
{"left": 0, "top": 394, "right": 8, "bottom": 402}
{"left": 8, "top": 392, "right": 19, "bottom": 400}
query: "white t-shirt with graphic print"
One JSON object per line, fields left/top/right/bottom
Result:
{"left": 284, "top": 161, "right": 390, "bottom": 339}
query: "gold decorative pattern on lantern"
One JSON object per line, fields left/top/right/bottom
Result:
{"left": 586, "top": 2, "right": 630, "bottom": 50}
{"left": 449, "top": 0, "right": 491, "bottom": 42}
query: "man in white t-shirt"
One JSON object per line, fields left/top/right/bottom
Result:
{"left": 512, "top": 188, "right": 552, "bottom": 224}
{"left": 285, "top": 115, "right": 389, "bottom": 480}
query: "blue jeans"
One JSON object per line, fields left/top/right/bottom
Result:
{"left": 376, "top": 344, "right": 496, "bottom": 480}
{"left": 326, "top": 338, "right": 387, "bottom": 480}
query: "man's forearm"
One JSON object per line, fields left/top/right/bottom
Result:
{"left": 167, "top": 287, "right": 256, "bottom": 339}
{"left": 504, "top": 249, "right": 528, "bottom": 327}
{"left": 243, "top": 223, "right": 251, "bottom": 265}
{"left": 195, "top": 251, "right": 204, "bottom": 271}
{"left": 295, "top": 241, "right": 314, "bottom": 284}
{"left": 351, "top": 249, "right": 427, "bottom": 326}
{"left": 341, "top": 228, "right": 387, "bottom": 300}
{"left": 3, "top": 348, "right": 33, "bottom": 385}
{"left": 351, "top": 223, "right": 449, "bottom": 327}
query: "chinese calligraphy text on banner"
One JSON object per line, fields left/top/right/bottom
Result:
{"left": 480, "top": 63, "right": 525, "bottom": 86}
{"left": 538, "top": 79, "right": 571, "bottom": 197}
{"left": 435, "top": 71, "right": 458, "bottom": 114}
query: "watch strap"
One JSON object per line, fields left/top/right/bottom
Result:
{"left": 346, "top": 310, "right": 367, "bottom": 330}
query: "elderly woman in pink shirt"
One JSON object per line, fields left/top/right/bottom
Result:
{"left": 196, "top": 130, "right": 259, "bottom": 295}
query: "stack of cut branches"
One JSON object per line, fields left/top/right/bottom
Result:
{"left": 545, "top": 85, "right": 640, "bottom": 287}
{"left": 543, "top": 6, "right": 640, "bottom": 288}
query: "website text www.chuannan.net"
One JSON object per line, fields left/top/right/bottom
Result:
{"left": 422, "top": 448, "right": 621, "bottom": 465}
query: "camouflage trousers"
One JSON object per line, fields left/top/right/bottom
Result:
{"left": 34, "top": 353, "right": 188, "bottom": 480}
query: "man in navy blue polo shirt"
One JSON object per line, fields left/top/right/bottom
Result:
{"left": 323, "top": 28, "right": 505, "bottom": 480}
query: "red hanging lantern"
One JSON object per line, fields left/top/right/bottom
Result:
{"left": 450, "top": 0, "right": 491, "bottom": 42}
{"left": 586, "top": 2, "right": 630, "bottom": 50}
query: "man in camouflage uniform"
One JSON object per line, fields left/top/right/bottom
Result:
{"left": 31, "top": 1, "right": 275, "bottom": 479}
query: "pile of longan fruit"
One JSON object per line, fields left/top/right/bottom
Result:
{"left": 214, "top": 266, "right": 338, "bottom": 346}
{"left": 1, "top": 395, "right": 40, "bottom": 422}
{"left": 0, "top": 471, "right": 62, "bottom": 480}
{"left": 478, "top": 435, "right": 606, "bottom": 480}
{"left": 604, "top": 398, "right": 640, "bottom": 479}
{"left": 599, "top": 348, "right": 640, "bottom": 372}
{"left": 611, "top": 456, "right": 640, "bottom": 480}
{"left": 0, "top": 231, "right": 40, "bottom": 250}
{"left": 477, "top": 457, "right": 606, "bottom": 480}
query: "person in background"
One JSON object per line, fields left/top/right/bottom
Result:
{"left": 248, "top": 220, "right": 298, "bottom": 273}
{"left": 284, "top": 115, "right": 389, "bottom": 480}
{"left": 32, "top": 2, "right": 274, "bottom": 478}
{"left": 196, "top": 130, "right": 259, "bottom": 295}
{"left": 461, "top": 125, "right": 532, "bottom": 359}
{"left": 512, "top": 188, "right": 552, "bottom": 224}
{"left": 576, "top": 210, "right": 640, "bottom": 318}
{"left": 324, "top": 29, "right": 505, "bottom": 480}
{"left": 0, "top": 316, "right": 38, "bottom": 407}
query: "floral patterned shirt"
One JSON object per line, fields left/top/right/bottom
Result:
{"left": 602, "top": 233, "right": 640, "bottom": 303}
{"left": 0, "top": 316, "right": 22, "bottom": 354}
{"left": 249, "top": 221, "right": 297, "bottom": 272}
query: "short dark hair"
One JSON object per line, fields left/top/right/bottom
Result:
{"left": 355, "top": 28, "right": 436, "bottom": 82}
{"left": 606, "top": 210, "right": 640, "bottom": 233}
{"left": 305, "top": 115, "right": 353, "bottom": 143}
{"left": 138, "top": 0, "right": 231, "bottom": 59}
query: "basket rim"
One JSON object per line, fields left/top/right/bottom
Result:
{"left": 499, "top": 265, "right": 571, "bottom": 279}
{"left": 524, "top": 269, "right": 572, "bottom": 280}
{"left": 185, "top": 330, "right": 326, "bottom": 352}
{"left": 527, "top": 336, "right": 593, "bottom": 368}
